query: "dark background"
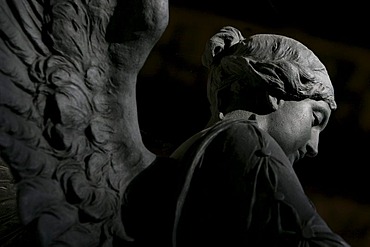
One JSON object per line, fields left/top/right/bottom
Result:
{"left": 172, "top": 0, "right": 370, "bottom": 50}
{"left": 137, "top": 1, "right": 370, "bottom": 246}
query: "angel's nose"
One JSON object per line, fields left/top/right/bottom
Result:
{"left": 306, "top": 129, "right": 320, "bottom": 157}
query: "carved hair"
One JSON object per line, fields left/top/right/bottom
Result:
{"left": 202, "top": 26, "right": 336, "bottom": 121}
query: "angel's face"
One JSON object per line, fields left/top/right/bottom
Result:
{"left": 261, "top": 98, "right": 331, "bottom": 164}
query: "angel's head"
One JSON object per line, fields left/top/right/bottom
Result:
{"left": 202, "top": 26, "right": 336, "bottom": 125}
{"left": 202, "top": 26, "right": 336, "bottom": 164}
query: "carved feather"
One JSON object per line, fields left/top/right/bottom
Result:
{"left": 0, "top": 0, "right": 168, "bottom": 245}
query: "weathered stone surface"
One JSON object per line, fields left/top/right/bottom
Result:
{"left": 0, "top": 0, "right": 168, "bottom": 245}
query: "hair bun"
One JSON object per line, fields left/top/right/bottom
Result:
{"left": 202, "top": 26, "right": 245, "bottom": 68}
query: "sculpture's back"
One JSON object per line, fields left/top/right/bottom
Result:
{"left": 0, "top": 0, "right": 168, "bottom": 245}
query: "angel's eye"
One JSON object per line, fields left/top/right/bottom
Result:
{"left": 312, "top": 112, "right": 321, "bottom": 126}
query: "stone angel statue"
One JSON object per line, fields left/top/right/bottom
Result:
{"left": 0, "top": 0, "right": 167, "bottom": 246}
{"left": 0, "top": 1, "right": 351, "bottom": 247}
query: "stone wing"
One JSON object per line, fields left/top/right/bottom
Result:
{"left": 0, "top": 0, "right": 168, "bottom": 245}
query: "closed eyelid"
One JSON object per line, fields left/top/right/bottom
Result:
{"left": 313, "top": 109, "right": 329, "bottom": 129}
{"left": 310, "top": 100, "right": 331, "bottom": 130}
{"left": 312, "top": 112, "right": 322, "bottom": 128}
{"left": 314, "top": 111, "right": 323, "bottom": 121}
